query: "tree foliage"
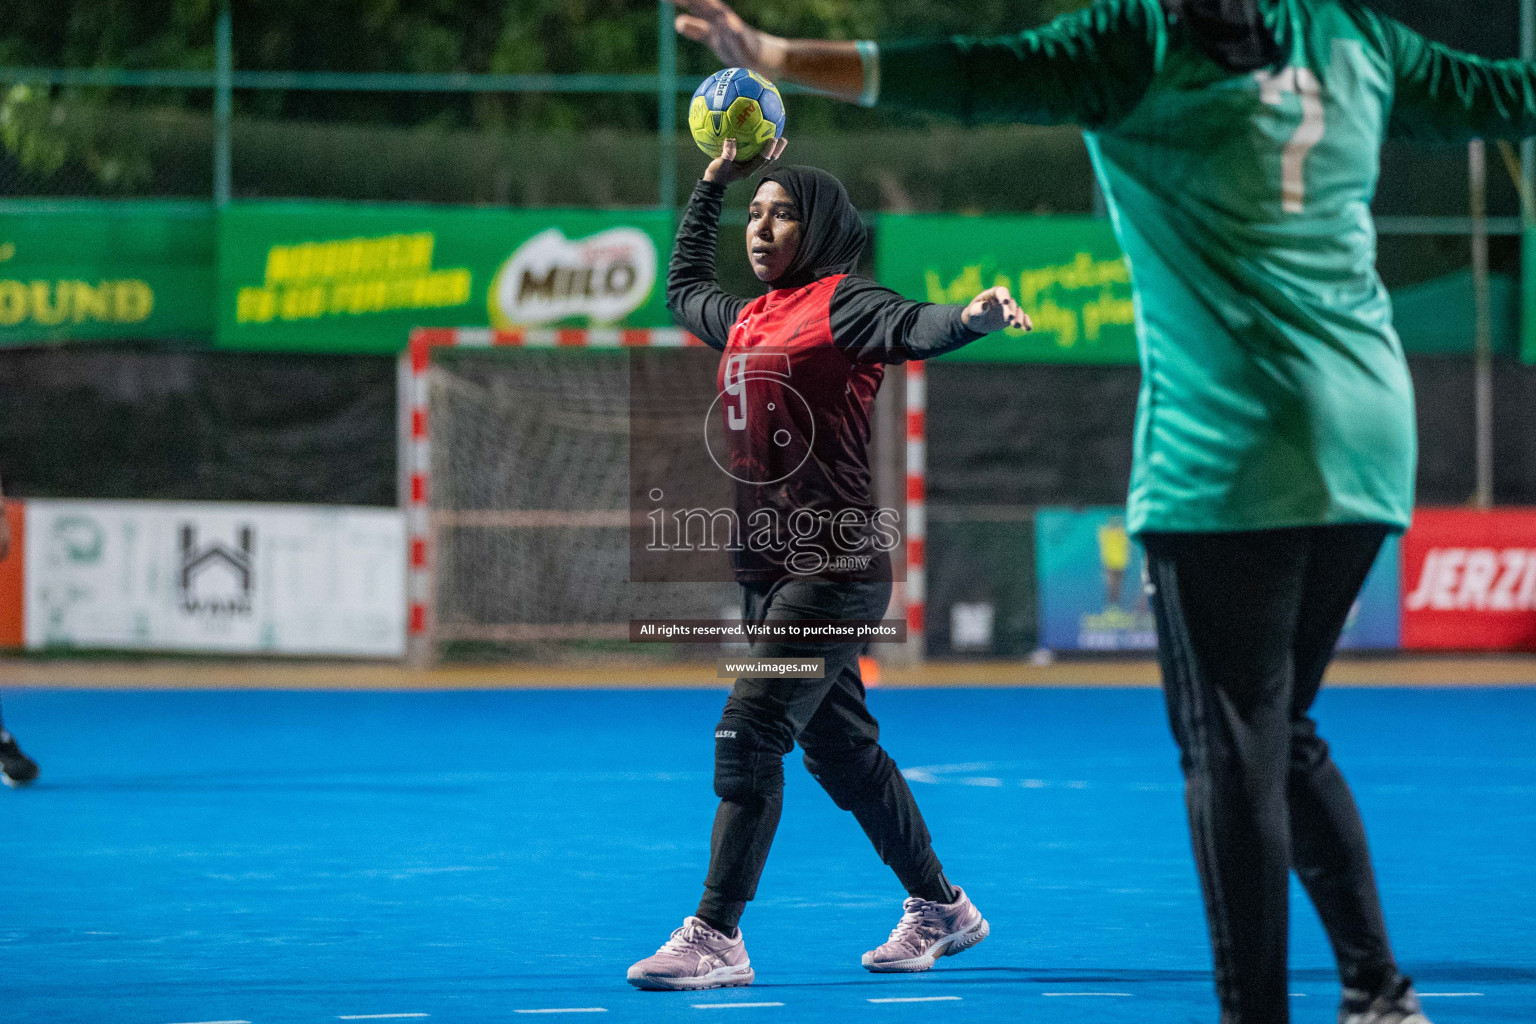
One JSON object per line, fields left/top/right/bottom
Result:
{"left": 0, "top": 0, "right": 1514, "bottom": 191}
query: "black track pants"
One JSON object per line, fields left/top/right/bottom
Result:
{"left": 1142, "top": 525, "right": 1400, "bottom": 1024}
{"left": 697, "top": 577, "right": 949, "bottom": 933}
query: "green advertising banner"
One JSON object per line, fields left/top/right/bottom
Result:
{"left": 0, "top": 201, "right": 215, "bottom": 343}
{"left": 876, "top": 214, "right": 1137, "bottom": 363}
{"left": 216, "top": 202, "right": 674, "bottom": 352}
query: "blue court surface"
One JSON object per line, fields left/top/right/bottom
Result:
{"left": 1, "top": 685, "right": 1532, "bottom": 1024}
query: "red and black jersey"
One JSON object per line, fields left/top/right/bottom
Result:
{"left": 669, "top": 179, "right": 984, "bottom": 583}
{"left": 716, "top": 275, "right": 887, "bottom": 580}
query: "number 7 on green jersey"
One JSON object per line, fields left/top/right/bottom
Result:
{"left": 1255, "top": 66, "right": 1324, "bottom": 214}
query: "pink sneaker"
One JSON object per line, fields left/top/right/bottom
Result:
{"left": 626, "top": 916, "right": 755, "bottom": 991}
{"left": 862, "top": 887, "right": 989, "bottom": 973}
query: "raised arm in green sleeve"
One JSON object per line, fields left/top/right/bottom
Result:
{"left": 1375, "top": 10, "right": 1536, "bottom": 142}
{"left": 877, "top": 0, "right": 1165, "bottom": 130}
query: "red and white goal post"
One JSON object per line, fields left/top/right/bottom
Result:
{"left": 401, "top": 326, "right": 927, "bottom": 666}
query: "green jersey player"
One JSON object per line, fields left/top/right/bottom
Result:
{"left": 675, "top": 1, "right": 1536, "bottom": 1021}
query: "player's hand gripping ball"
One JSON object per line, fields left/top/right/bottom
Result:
{"left": 689, "top": 68, "right": 785, "bottom": 161}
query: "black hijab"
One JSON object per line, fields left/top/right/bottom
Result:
{"left": 755, "top": 165, "right": 868, "bottom": 290}
{"left": 1166, "top": 0, "right": 1286, "bottom": 73}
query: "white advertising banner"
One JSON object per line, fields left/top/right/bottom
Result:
{"left": 24, "top": 500, "right": 404, "bottom": 657}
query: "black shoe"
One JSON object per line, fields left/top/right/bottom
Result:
{"left": 0, "top": 730, "right": 39, "bottom": 787}
{"left": 1340, "top": 975, "right": 1432, "bottom": 1024}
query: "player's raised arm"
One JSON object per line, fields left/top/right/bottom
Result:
{"left": 667, "top": 137, "right": 788, "bottom": 350}
{"left": 675, "top": 0, "right": 1162, "bottom": 129}
{"left": 1373, "top": 11, "right": 1536, "bottom": 142}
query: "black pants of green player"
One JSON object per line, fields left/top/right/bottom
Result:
{"left": 1142, "top": 524, "right": 1401, "bottom": 1024}
{"left": 696, "top": 577, "right": 954, "bottom": 935}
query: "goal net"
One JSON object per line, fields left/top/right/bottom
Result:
{"left": 402, "top": 327, "right": 919, "bottom": 666}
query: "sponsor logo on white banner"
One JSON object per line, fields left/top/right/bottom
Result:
{"left": 489, "top": 226, "right": 657, "bottom": 326}
{"left": 178, "top": 522, "right": 255, "bottom": 617}
{"left": 25, "top": 500, "right": 404, "bottom": 657}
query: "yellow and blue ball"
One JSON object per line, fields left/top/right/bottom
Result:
{"left": 688, "top": 68, "right": 785, "bottom": 162}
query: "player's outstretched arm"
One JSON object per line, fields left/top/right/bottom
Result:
{"left": 675, "top": 0, "right": 865, "bottom": 103}
{"left": 830, "top": 280, "right": 1031, "bottom": 365}
{"left": 667, "top": 137, "right": 788, "bottom": 350}
{"left": 1375, "top": 12, "right": 1536, "bottom": 142}
{"left": 676, "top": 0, "right": 1161, "bottom": 129}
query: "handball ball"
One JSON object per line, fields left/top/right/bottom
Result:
{"left": 689, "top": 68, "right": 785, "bottom": 161}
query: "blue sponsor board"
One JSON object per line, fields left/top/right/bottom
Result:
{"left": 1035, "top": 507, "right": 1400, "bottom": 652}
{"left": 1036, "top": 507, "right": 1155, "bottom": 651}
{"left": 1337, "top": 531, "right": 1401, "bottom": 650}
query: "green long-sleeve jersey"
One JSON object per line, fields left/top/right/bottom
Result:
{"left": 876, "top": 0, "right": 1536, "bottom": 534}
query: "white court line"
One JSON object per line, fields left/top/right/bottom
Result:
{"left": 690, "top": 1002, "right": 785, "bottom": 1009}
{"left": 1419, "top": 993, "right": 1484, "bottom": 997}
{"left": 867, "top": 996, "right": 962, "bottom": 1003}
{"left": 513, "top": 1010, "right": 609, "bottom": 1015}
{"left": 1041, "top": 992, "right": 1133, "bottom": 997}
{"left": 339, "top": 1016, "right": 430, "bottom": 1020}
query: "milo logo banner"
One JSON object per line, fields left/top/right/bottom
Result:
{"left": 217, "top": 202, "right": 669, "bottom": 352}
{"left": 492, "top": 226, "right": 657, "bottom": 326}
{"left": 1035, "top": 507, "right": 1400, "bottom": 651}
{"left": 876, "top": 215, "right": 1137, "bottom": 363}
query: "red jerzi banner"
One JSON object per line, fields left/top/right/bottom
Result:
{"left": 1401, "top": 507, "right": 1536, "bottom": 650}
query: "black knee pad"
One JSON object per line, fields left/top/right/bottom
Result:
{"left": 803, "top": 743, "right": 898, "bottom": 811}
{"left": 713, "top": 718, "right": 784, "bottom": 804}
